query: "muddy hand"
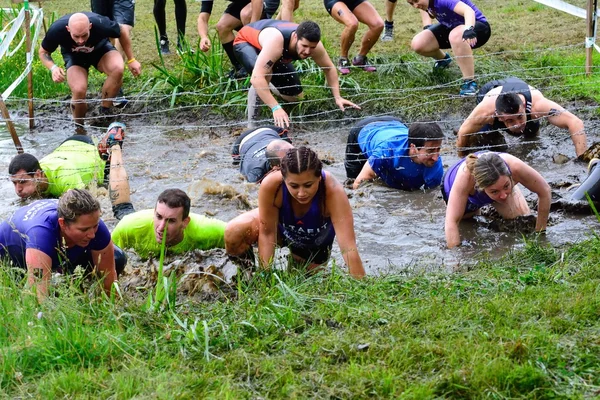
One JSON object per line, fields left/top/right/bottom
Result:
{"left": 273, "top": 108, "right": 290, "bottom": 128}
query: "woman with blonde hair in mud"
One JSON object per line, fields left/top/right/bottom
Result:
{"left": 443, "top": 152, "right": 551, "bottom": 248}
{"left": 225, "top": 146, "right": 365, "bottom": 278}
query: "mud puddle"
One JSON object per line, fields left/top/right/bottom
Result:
{"left": 0, "top": 103, "right": 599, "bottom": 286}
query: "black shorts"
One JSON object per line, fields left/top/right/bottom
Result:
{"left": 233, "top": 42, "right": 303, "bottom": 97}
{"left": 62, "top": 42, "right": 117, "bottom": 70}
{"left": 427, "top": 21, "right": 491, "bottom": 50}
{"left": 344, "top": 116, "right": 403, "bottom": 179}
{"left": 281, "top": 237, "right": 333, "bottom": 265}
{"left": 324, "top": 0, "right": 366, "bottom": 14}
{"left": 263, "top": 0, "right": 280, "bottom": 18}
{"left": 113, "top": 202, "right": 136, "bottom": 221}
{"left": 224, "top": 0, "right": 251, "bottom": 20}
{"left": 91, "top": 0, "right": 135, "bottom": 26}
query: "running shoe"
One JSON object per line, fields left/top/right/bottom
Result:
{"left": 352, "top": 55, "right": 377, "bottom": 72}
{"left": 113, "top": 88, "right": 128, "bottom": 109}
{"left": 160, "top": 37, "right": 171, "bottom": 55}
{"left": 98, "top": 122, "right": 126, "bottom": 161}
{"left": 433, "top": 52, "right": 452, "bottom": 70}
{"left": 381, "top": 22, "right": 394, "bottom": 42}
{"left": 227, "top": 67, "right": 248, "bottom": 80}
{"left": 338, "top": 57, "right": 351, "bottom": 75}
{"left": 459, "top": 80, "right": 478, "bottom": 97}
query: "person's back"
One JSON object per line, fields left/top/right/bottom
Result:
{"left": 111, "top": 209, "right": 226, "bottom": 258}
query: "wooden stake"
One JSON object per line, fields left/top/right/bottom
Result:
{"left": 0, "top": 99, "right": 24, "bottom": 154}
{"left": 24, "top": 5, "right": 35, "bottom": 129}
{"left": 586, "top": 0, "right": 595, "bottom": 76}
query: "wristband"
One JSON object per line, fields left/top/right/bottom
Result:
{"left": 127, "top": 58, "right": 137, "bottom": 65}
{"left": 50, "top": 64, "right": 58, "bottom": 72}
{"left": 271, "top": 104, "right": 282, "bottom": 113}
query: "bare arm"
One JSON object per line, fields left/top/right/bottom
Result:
{"left": 118, "top": 25, "right": 141, "bottom": 76}
{"left": 507, "top": 155, "right": 551, "bottom": 232}
{"left": 420, "top": 10, "right": 432, "bottom": 27}
{"left": 197, "top": 12, "right": 212, "bottom": 52}
{"left": 326, "top": 174, "right": 365, "bottom": 278}
{"left": 92, "top": 241, "right": 118, "bottom": 296}
{"left": 456, "top": 101, "right": 495, "bottom": 156}
{"left": 251, "top": 0, "right": 264, "bottom": 22}
{"left": 25, "top": 248, "right": 53, "bottom": 303}
{"left": 257, "top": 174, "right": 281, "bottom": 268}
{"left": 453, "top": 1, "right": 476, "bottom": 26}
{"left": 444, "top": 169, "right": 472, "bottom": 248}
{"left": 535, "top": 97, "right": 587, "bottom": 157}
{"left": 38, "top": 46, "right": 65, "bottom": 82}
{"left": 352, "top": 161, "right": 377, "bottom": 189}
{"left": 311, "top": 43, "right": 360, "bottom": 111}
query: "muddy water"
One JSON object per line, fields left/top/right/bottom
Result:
{"left": 0, "top": 109, "right": 599, "bottom": 276}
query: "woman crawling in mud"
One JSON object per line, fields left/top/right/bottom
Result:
{"left": 443, "top": 151, "right": 551, "bottom": 248}
{"left": 225, "top": 146, "right": 365, "bottom": 278}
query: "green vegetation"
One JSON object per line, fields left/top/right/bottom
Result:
{"left": 1, "top": 237, "right": 600, "bottom": 397}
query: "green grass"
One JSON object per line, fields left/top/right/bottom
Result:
{"left": 1, "top": 236, "right": 600, "bottom": 397}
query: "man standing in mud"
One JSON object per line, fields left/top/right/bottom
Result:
{"left": 456, "top": 77, "right": 588, "bottom": 158}
{"left": 345, "top": 117, "right": 444, "bottom": 190}
{"left": 104, "top": 127, "right": 226, "bottom": 258}
{"left": 39, "top": 12, "right": 141, "bottom": 129}
{"left": 233, "top": 20, "right": 359, "bottom": 128}
{"left": 231, "top": 125, "right": 294, "bottom": 182}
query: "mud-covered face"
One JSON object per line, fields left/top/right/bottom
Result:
{"left": 59, "top": 211, "right": 100, "bottom": 248}
{"left": 483, "top": 175, "right": 513, "bottom": 203}
{"left": 10, "top": 169, "right": 41, "bottom": 199}
{"left": 496, "top": 105, "right": 527, "bottom": 134}
{"left": 153, "top": 202, "right": 190, "bottom": 246}
{"left": 283, "top": 170, "right": 321, "bottom": 205}
{"left": 412, "top": 140, "right": 442, "bottom": 167}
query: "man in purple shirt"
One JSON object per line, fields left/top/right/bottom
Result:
{"left": 407, "top": 0, "right": 491, "bottom": 96}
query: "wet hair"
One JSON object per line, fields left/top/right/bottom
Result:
{"left": 465, "top": 152, "right": 511, "bottom": 190}
{"left": 408, "top": 122, "right": 444, "bottom": 148}
{"left": 156, "top": 189, "right": 191, "bottom": 219}
{"left": 281, "top": 146, "right": 322, "bottom": 178}
{"left": 266, "top": 139, "right": 294, "bottom": 168}
{"left": 495, "top": 93, "right": 523, "bottom": 115}
{"left": 296, "top": 21, "right": 321, "bottom": 43}
{"left": 57, "top": 189, "right": 101, "bottom": 224}
{"left": 8, "top": 153, "right": 41, "bottom": 176}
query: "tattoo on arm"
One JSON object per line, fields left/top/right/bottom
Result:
{"left": 264, "top": 60, "right": 274, "bottom": 70}
{"left": 109, "top": 186, "right": 119, "bottom": 202}
{"left": 548, "top": 108, "right": 562, "bottom": 117}
{"left": 42, "top": 53, "right": 53, "bottom": 62}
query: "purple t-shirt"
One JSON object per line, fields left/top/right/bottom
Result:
{"left": 430, "top": 0, "right": 487, "bottom": 29}
{"left": 0, "top": 199, "right": 111, "bottom": 272}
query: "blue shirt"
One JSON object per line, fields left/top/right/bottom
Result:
{"left": 358, "top": 120, "right": 443, "bottom": 190}
{"left": 0, "top": 199, "right": 111, "bottom": 271}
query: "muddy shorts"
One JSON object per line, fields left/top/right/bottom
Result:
{"left": 427, "top": 21, "right": 491, "bottom": 49}
{"left": 283, "top": 238, "right": 333, "bottom": 265}
{"left": 62, "top": 42, "right": 117, "bottom": 70}
{"left": 91, "top": 0, "right": 136, "bottom": 26}
{"left": 324, "top": 0, "right": 366, "bottom": 14}
{"left": 233, "top": 42, "right": 303, "bottom": 97}
{"left": 112, "top": 202, "right": 136, "bottom": 221}
{"left": 344, "top": 116, "right": 404, "bottom": 179}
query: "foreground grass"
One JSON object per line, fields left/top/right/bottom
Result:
{"left": 1, "top": 237, "right": 600, "bottom": 398}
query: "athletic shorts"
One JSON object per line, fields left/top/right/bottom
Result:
{"left": 324, "top": 0, "right": 366, "bottom": 15}
{"left": 224, "top": 0, "right": 251, "bottom": 21}
{"left": 91, "top": 0, "right": 135, "bottom": 26}
{"left": 427, "top": 20, "right": 491, "bottom": 50}
{"left": 113, "top": 202, "right": 136, "bottom": 221}
{"left": 282, "top": 236, "right": 333, "bottom": 265}
{"left": 344, "top": 116, "right": 404, "bottom": 179}
{"left": 233, "top": 42, "right": 303, "bottom": 97}
{"left": 62, "top": 42, "right": 117, "bottom": 70}
{"left": 263, "top": 0, "right": 280, "bottom": 18}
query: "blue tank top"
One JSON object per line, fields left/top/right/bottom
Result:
{"left": 443, "top": 152, "right": 511, "bottom": 209}
{"left": 278, "top": 171, "right": 336, "bottom": 250}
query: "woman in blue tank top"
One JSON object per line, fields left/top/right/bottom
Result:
{"left": 443, "top": 152, "right": 551, "bottom": 248}
{"left": 225, "top": 146, "right": 365, "bottom": 278}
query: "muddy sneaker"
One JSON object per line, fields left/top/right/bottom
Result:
{"left": 433, "top": 52, "right": 452, "bottom": 70}
{"left": 381, "top": 22, "right": 394, "bottom": 42}
{"left": 352, "top": 55, "right": 377, "bottom": 72}
{"left": 227, "top": 67, "right": 248, "bottom": 80}
{"left": 98, "top": 122, "right": 126, "bottom": 161}
{"left": 113, "top": 88, "right": 128, "bottom": 109}
{"left": 160, "top": 37, "right": 171, "bottom": 55}
{"left": 459, "top": 80, "right": 478, "bottom": 97}
{"left": 338, "top": 57, "right": 351, "bottom": 75}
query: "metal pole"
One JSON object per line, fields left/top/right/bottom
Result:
{"left": 586, "top": 0, "right": 595, "bottom": 75}
{"left": 24, "top": 0, "right": 34, "bottom": 129}
{"left": 0, "top": 99, "right": 24, "bottom": 154}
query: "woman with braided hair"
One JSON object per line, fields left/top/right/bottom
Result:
{"left": 442, "top": 152, "right": 551, "bottom": 248}
{"left": 225, "top": 146, "right": 365, "bottom": 278}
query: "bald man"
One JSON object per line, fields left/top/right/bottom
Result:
{"left": 39, "top": 12, "right": 141, "bottom": 129}
{"left": 231, "top": 126, "right": 293, "bottom": 182}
